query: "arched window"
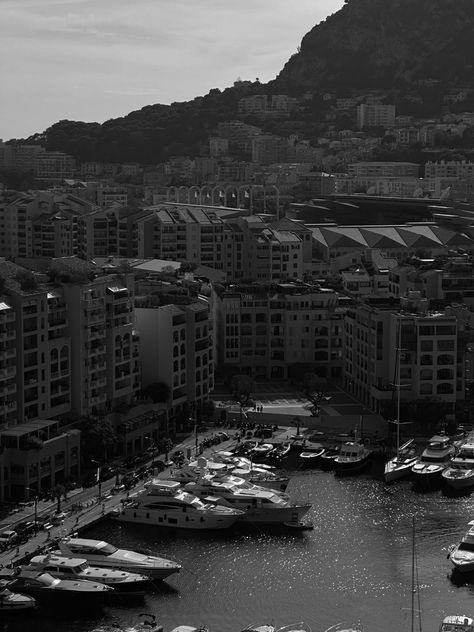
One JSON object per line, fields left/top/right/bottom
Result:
{"left": 173, "top": 331, "right": 179, "bottom": 343}
{"left": 173, "top": 360, "right": 179, "bottom": 372}
{"left": 180, "top": 343, "right": 185, "bottom": 355}
{"left": 196, "top": 357, "right": 201, "bottom": 368}
{"left": 437, "top": 382, "right": 454, "bottom": 394}
{"left": 180, "top": 329, "right": 186, "bottom": 340}
{"left": 173, "top": 345, "right": 179, "bottom": 358}
{"left": 437, "top": 368, "right": 454, "bottom": 380}
{"left": 196, "top": 370, "right": 201, "bottom": 382}
{"left": 180, "top": 358, "right": 185, "bottom": 369}
{"left": 420, "top": 369, "right": 432, "bottom": 380}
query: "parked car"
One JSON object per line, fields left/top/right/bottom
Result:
{"left": 171, "top": 450, "right": 185, "bottom": 464}
{"left": 51, "top": 512, "right": 68, "bottom": 525}
{"left": 216, "top": 431, "right": 230, "bottom": 441}
{"left": 0, "top": 529, "right": 18, "bottom": 550}
{"left": 152, "top": 460, "right": 166, "bottom": 472}
{"left": 15, "top": 521, "right": 36, "bottom": 537}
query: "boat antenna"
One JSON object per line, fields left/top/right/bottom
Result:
{"left": 396, "top": 319, "right": 402, "bottom": 461}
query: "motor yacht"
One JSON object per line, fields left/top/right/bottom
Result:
{"left": 440, "top": 616, "right": 474, "bottom": 632}
{"left": 0, "top": 581, "right": 36, "bottom": 612}
{"left": 26, "top": 554, "right": 149, "bottom": 594}
{"left": 112, "top": 479, "right": 244, "bottom": 530}
{"left": 57, "top": 537, "right": 181, "bottom": 580}
{"left": 185, "top": 475, "right": 311, "bottom": 526}
{"left": 206, "top": 452, "right": 289, "bottom": 491}
{"left": 0, "top": 568, "right": 111, "bottom": 608}
{"left": 248, "top": 443, "right": 274, "bottom": 462}
{"left": 448, "top": 520, "right": 474, "bottom": 573}
{"left": 442, "top": 443, "right": 474, "bottom": 492}
{"left": 411, "top": 435, "right": 456, "bottom": 489}
{"left": 334, "top": 442, "right": 373, "bottom": 477}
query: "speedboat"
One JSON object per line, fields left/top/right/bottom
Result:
{"left": 299, "top": 443, "right": 325, "bottom": 469}
{"left": 440, "top": 616, "right": 474, "bottom": 632}
{"left": 112, "top": 479, "right": 244, "bottom": 530}
{"left": 384, "top": 439, "right": 418, "bottom": 483}
{"left": 57, "top": 537, "right": 181, "bottom": 579}
{"left": 92, "top": 613, "right": 164, "bottom": 632}
{"left": 411, "top": 435, "right": 456, "bottom": 489}
{"left": 334, "top": 442, "right": 373, "bottom": 477}
{"left": 0, "top": 581, "right": 36, "bottom": 612}
{"left": 0, "top": 568, "right": 112, "bottom": 608}
{"left": 243, "top": 623, "right": 311, "bottom": 632}
{"left": 26, "top": 554, "right": 149, "bottom": 594}
{"left": 442, "top": 443, "right": 474, "bottom": 492}
{"left": 185, "top": 475, "right": 311, "bottom": 526}
{"left": 448, "top": 521, "right": 474, "bottom": 573}
{"left": 269, "top": 443, "right": 291, "bottom": 462}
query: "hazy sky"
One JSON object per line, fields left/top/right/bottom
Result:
{"left": 1, "top": 0, "right": 344, "bottom": 140}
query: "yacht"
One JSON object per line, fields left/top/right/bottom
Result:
{"left": 248, "top": 443, "right": 274, "bottom": 462}
{"left": 185, "top": 475, "right": 311, "bottom": 526}
{"left": 384, "top": 439, "right": 418, "bottom": 484}
{"left": 334, "top": 442, "right": 373, "bottom": 477}
{"left": 112, "top": 479, "right": 244, "bottom": 530}
{"left": 208, "top": 452, "right": 289, "bottom": 491}
{"left": 411, "top": 435, "right": 456, "bottom": 489}
{"left": 448, "top": 520, "right": 474, "bottom": 573}
{"left": 440, "top": 616, "right": 474, "bottom": 632}
{"left": 26, "top": 554, "right": 149, "bottom": 594}
{"left": 0, "top": 581, "right": 36, "bottom": 612}
{"left": 0, "top": 568, "right": 111, "bottom": 608}
{"left": 57, "top": 537, "right": 181, "bottom": 579}
{"left": 442, "top": 443, "right": 474, "bottom": 491}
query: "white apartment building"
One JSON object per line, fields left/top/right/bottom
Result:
{"left": 348, "top": 162, "right": 420, "bottom": 178}
{"left": 425, "top": 161, "right": 474, "bottom": 179}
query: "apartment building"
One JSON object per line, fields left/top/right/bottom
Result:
{"left": 357, "top": 104, "right": 396, "bottom": 129}
{"left": 78, "top": 205, "right": 141, "bottom": 260}
{"left": 34, "top": 152, "right": 76, "bottom": 182}
{"left": 209, "top": 137, "right": 229, "bottom": 157}
{"left": 343, "top": 295, "right": 463, "bottom": 418}
{"left": 425, "top": 161, "right": 474, "bottom": 179}
{"left": 251, "top": 135, "right": 289, "bottom": 165}
{"left": 135, "top": 295, "right": 214, "bottom": 428}
{"left": 348, "top": 162, "right": 420, "bottom": 178}
{"left": 214, "top": 282, "right": 344, "bottom": 381}
{"left": 0, "top": 298, "right": 17, "bottom": 430}
{"left": 0, "top": 142, "right": 46, "bottom": 172}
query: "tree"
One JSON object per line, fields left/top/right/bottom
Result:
{"left": 301, "top": 372, "right": 330, "bottom": 417}
{"left": 50, "top": 484, "right": 66, "bottom": 514}
{"left": 142, "top": 382, "right": 171, "bottom": 404}
{"left": 15, "top": 270, "right": 38, "bottom": 292}
{"left": 79, "top": 416, "right": 118, "bottom": 463}
{"left": 231, "top": 374, "right": 255, "bottom": 407}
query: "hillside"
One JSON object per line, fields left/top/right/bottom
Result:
{"left": 275, "top": 0, "right": 474, "bottom": 92}
{"left": 13, "top": 0, "right": 474, "bottom": 165}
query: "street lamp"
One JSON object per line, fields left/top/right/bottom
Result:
{"left": 25, "top": 487, "right": 38, "bottom": 533}
{"left": 90, "top": 460, "right": 102, "bottom": 503}
{"left": 145, "top": 435, "right": 156, "bottom": 468}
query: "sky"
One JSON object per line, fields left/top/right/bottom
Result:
{"left": 1, "top": 0, "right": 345, "bottom": 141}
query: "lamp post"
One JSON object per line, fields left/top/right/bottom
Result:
{"left": 90, "top": 460, "right": 102, "bottom": 503}
{"left": 26, "top": 487, "right": 38, "bottom": 533}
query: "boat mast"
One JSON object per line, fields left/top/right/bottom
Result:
{"left": 396, "top": 318, "right": 402, "bottom": 461}
{"left": 411, "top": 515, "right": 415, "bottom": 632}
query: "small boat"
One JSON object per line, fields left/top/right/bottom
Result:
{"left": 113, "top": 479, "right": 244, "bottom": 530}
{"left": 440, "top": 615, "right": 474, "bottom": 632}
{"left": 26, "top": 553, "right": 149, "bottom": 594}
{"left": 0, "top": 581, "right": 36, "bottom": 612}
{"left": 269, "top": 443, "right": 291, "bottom": 462}
{"left": 442, "top": 443, "right": 474, "bottom": 492}
{"left": 448, "top": 520, "right": 474, "bottom": 573}
{"left": 319, "top": 447, "right": 340, "bottom": 471}
{"left": 299, "top": 443, "right": 325, "bottom": 469}
{"left": 243, "top": 623, "right": 311, "bottom": 632}
{"left": 334, "top": 442, "right": 373, "bottom": 477}
{"left": 249, "top": 443, "right": 274, "bottom": 462}
{"left": 57, "top": 537, "right": 181, "bottom": 579}
{"left": 411, "top": 435, "right": 456, "bottom": 489}
{"left": 92, "top": 613, "right": 164, "bottom": 632}
{"left": 384, "top": 438, "right": 418, "bottom": 483}
{"left": 0, "top": 568, "right": 112, "bottom": 608}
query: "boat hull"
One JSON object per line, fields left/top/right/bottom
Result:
{"left": 384, "top": 457, "right": 418, "bottom": 483}
{"left": 450, "top": 549, "right": 474, "bottom": 573}
{"left": 442, "top": 470, "right": 474, "bottom": 491}
{"left": 299, "top": 452, "right": 323, "bottom": 469}
{"left": 236, "top": 504, "right": 311, "bottom": 525}
{"left": 112, "top": 508, "right": 239, "bottom": 530}
{"left": 411, "top": 465, "right": 445, "bottom": 489}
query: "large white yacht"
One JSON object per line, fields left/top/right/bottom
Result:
{"left": 57, "top": 537, "right": 181, "bottom": 580}
{"left": 26, "top": 554, "right": 149, "bottom": 594}
{"left": 184, "top": 475, "right": 311, "bottom": 525}
{"left": 411, "top": 435, "right": 456, "bottom": 488}
{"left": 112, "top": 479, "right": 244, "bottom": 530}
{"left": 442, "top": 443, "right": 474, "bottom": 491}
{"left": 211, "top": 452, "right": 289, "bottom": 491}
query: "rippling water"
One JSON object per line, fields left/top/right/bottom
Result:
{"left": 3, "top": 470, "right": 474, "bottom": 632}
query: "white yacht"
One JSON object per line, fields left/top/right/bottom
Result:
{"left": 442, "top": 443, "right": 474, "bottom": 491}
{"left": 411, "top": 435, "right": 456, "bottom": 488}
{"left": 334, "top": 442, "right": 373, "bottom": 477}
{"left": 57, "top": 537, "right": 181, "bottom": 580}
{"left": 440, "top": 616, "right": 474, "bottom": 632}
{"left": 211, "top": 452, "right": 289, "bottom": 491}
{"left": 113, "top": 479, "right": 244, "bottom": 530}
{"left": 185, "top": 475, "right": 311, "bottom": 526}
{"left": 384, "top": 439, "right": 418, "bottom": 484}
{"left": 26, "top": 554, "right": 149, "bottom": 594}
{"left": 449, "top": 520, "right": 474, "bottom": 573}
{"left": 0, "top": 581, "right": 36, "bottom": 612}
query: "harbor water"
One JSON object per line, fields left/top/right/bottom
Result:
{"left": 3, "top": 468, "right": 474, "bottom": 632}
